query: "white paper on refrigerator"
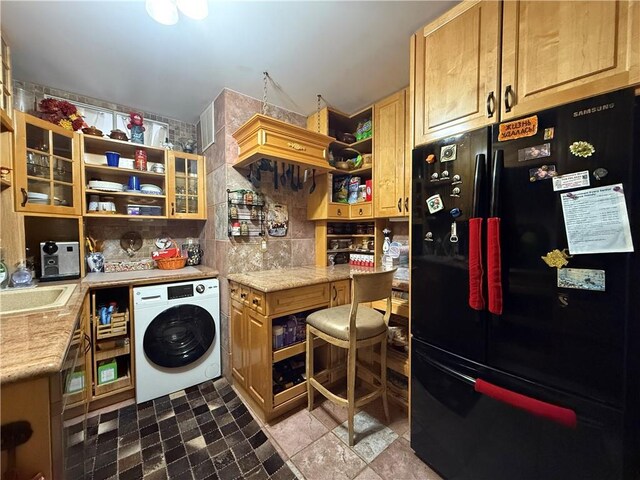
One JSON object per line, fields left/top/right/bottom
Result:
{"left": 560, "top": 183, "right": 634, "bottom": 254}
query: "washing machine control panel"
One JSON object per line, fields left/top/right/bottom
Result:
{"left": 168, "top": 283, "right": 194, "bottom": 300}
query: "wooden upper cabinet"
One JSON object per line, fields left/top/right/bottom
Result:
{"left": 500, "top": 1, "right": 640, "bottom": 119}
{"left": 412, "top": 0, "right": 501, "bottom": 146}
{"left": 374, "top": 89, "right": 407, "bottom": 218}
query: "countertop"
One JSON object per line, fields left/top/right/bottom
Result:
{"left": 0, "top": 266, "right": 218, "bottom": 385}
{"left": 227, "top": 264, "right": 392, "bottom": 293}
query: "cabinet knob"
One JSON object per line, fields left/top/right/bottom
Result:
{"left": 397, "top": 198, "right": 402, "bottom": 212}
{"left": 337, "top": 209, "right": 342, "bottom": 216}
{"left": 486, "top": 91, "right": 495, "bottom": 118}
{"left": 252, "top": 298, "right": 260, "bottom": 306}
{"left": 504, "top": 85, "right": 514, "bottom": 113}
{"left": 240, "top": 293, "right": 247, "bottom": 299}
{"left": 358, "top": 208, "right": 363, "bottom": 216}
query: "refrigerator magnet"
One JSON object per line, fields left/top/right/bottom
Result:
{"left": 543, "top": 127, "right": 555, "bottom": 140}
{"left": 498, "top": 115, "right": 538, "bottom": 141}
{"left": 529, "top": 165, "right": 558, "bottom": 182}
{"left": 425, "top": 153, "right": 436, "bottom": 164}
{"left": 426, "top": 194, "right": 445, "bottom": 214}
{"left": 552, "top": 171, "right": 590, "bottom": 191}
{"left": 557, "top": 268, "right": 605, "bottom": 292}
{"left": 569, "top": 141, "right": 595, "bottom": 158}
{"left": 440, "top": 145, "right": 457, "bottom": 162}
{"left": 518, "top": 143, "right": 551, "bottom": 162}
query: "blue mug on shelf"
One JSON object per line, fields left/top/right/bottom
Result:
{"left": 105, "top": 151, "right": 120, "bottom": 167}
{"left": 128, "top": 175, "right": 140, "bottom": 191}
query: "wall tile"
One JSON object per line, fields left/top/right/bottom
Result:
{"left": 223, "top": 89, "right": 262, "bottom": 133}
{"left": 214, "top": 203, "right": 228, "bottom": 241}
{"left": 219, "top": 277, "right": 230, "bottom": 321}
{"left": 215, "top": 240, "right": 229, "bottom": 277}
{"left": 289, "top": 206, "right": 314, "bottom": 239}
{"left": 262, "top": 239, "right": 291, "bottom": 270}
{"left": 291, "top": 239, "right": 315, "bottom": 267}
{"left": 227, "top": 240, "right": 264, "bottom": 274}
{"left": 211, "top": 165, "right": 227, "bottom": 206}
{"left": 224, "top": 130, "right": 239, "bottom": 165}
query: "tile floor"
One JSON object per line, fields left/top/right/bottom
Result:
{"left": 69, "top": 378, "right": 295, "bottom": 480}
{"left": 71, "top": 378, "right": 441, "bottom": 480}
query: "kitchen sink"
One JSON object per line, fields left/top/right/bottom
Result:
{"left": 0, "top": 284, "right": 77, "bottom": 315}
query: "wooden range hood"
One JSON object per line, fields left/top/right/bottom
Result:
{"left": 232, "top": 114, "right": 335, "bottom": 173}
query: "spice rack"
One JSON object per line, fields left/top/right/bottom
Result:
{"left": 227, "top": 189, "right": 265, "bottom": 237}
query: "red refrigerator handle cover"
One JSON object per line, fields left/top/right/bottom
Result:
{"left": 475, "top": 378, "right": 577, "bottom": 428}
{"left": 468, "top": 218, "right": 485, "bottom": 310}
{"left": 487, "top": 217, "right": 503, "bottom": 315}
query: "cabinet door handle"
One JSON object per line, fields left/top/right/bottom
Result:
{"left": 486, "top": 91, "right": 495, "bottom": 118}
{"left": 405, "top": 197, "right": 409, "bottom": 212}
{"left": 332, "top": 285, "right": 337, "bottom": 302}
{"left": 20, "top": 188, "right": 28, "bottom": 207}
{"left": 504, "top": 85, "right": 514, "bottom": 113}
{"left": 171, "top": 202, "right": 175, "bottom": 215}
{"left": 84, "top": 333, "right": 92, "bottom": 354}
{"left": 358, "top": 208, "right": 363, "bottom": 216}
{"left": 252, "top": 298, "right": 260, "bottom": 306}
{"left": 337, "top": 208, "right": 342, "bottom": 216}
{"left": 397, "top": 198, "right": 402, "bottom": 212}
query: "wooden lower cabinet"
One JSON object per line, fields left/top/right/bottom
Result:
{"left": 231, "top": 300, "right": 248, "bottom": 388}
{"left": 230, "top": 281, "right": 336, "bottom": 421}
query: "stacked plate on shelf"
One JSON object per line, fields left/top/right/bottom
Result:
{"left": 88, "top": 180, "right": 125, "bottom": 192}
{"left": 27, "top": 192, "right": 49, "bottom": 205}
{"left": 140, "top": 184, "right": 163, "bottom": 195}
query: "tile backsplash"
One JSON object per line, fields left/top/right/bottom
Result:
{"left": 85, "top": 219, "right": 204, "bottom": 262}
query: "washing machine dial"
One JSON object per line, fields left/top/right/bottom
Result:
{"left": 196, "top": 284, "right": 205, "bottom": 294}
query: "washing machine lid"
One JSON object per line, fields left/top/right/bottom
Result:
{"left": 143, "top": 304, "right": 216, "bottom": 368}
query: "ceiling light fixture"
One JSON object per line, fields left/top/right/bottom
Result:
{"left": 146, "top": 0, "right": 208, "bottom": 25}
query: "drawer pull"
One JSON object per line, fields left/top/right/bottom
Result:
{"left": 397, "top": 198, "right": 402, "bottom": 212}
{"left": 405, "top": 197, "right": 409, "bottom": 212}
{"left": 332, "top": 285, "right": 337, "bottom": 302}
{"left": 252, "top": 298, "right": 261, "bottom": 306}
{"left": 240, "top": 293, "right": 247, "bottom": 299}
{"left": 358, "top": 208, "right": 363, "bottom": 216}
{"left": 337, "top": 208, "right": 342, "bottom": 216}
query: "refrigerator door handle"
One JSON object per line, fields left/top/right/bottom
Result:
{"left": 423, "top": 355, "right": 476, "bottom": 386}
{"left": 490, "top": 150, "right": 503, "bottom": 217}
{"left": 475, "top": 378, "right": 578, "bottom": 428}
{"left": 472, "top": 153, "right": 486, "bottom": 218}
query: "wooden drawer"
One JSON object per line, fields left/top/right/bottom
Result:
{"left": 274, "top": 381, "right": 307, "bottom": 407}
{"left": 350, "top": 202, "right": 372, "bottom": 219}
{"left": 327, "top": 203, "right": 349, "bottom": 219}
{"left": 267, "top": 283, "right": 330, "bottom": 317}
{"left": 249, "top": 289, "right": 266, "bottom": 315}
{"left": 229, "top": 282, "right": 242, "bottom": 302}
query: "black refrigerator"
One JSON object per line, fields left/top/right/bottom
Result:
{"left": 410, "top": 88, "right": 640, "bottom": 480}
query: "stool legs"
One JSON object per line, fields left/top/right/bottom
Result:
{"left": 306, "top": 326, "right": 314, "bottom": 412}
{"left": 347, "top": 337, "right": 357, "bottom": 446}
{"left": 380, "top": 336, "right": 390, "bottom": 423}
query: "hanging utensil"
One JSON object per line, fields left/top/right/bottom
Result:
{"left": 274, "top": 162, "right": 278, "bottom": 190}
{"left": 290, "top": 165, "right": 297, "bottom": 191}
{"left": 280, "top": 162, "right": 287, "bottom": 185}
{"left": 296, "top": 166, "right": 301, "bottom": 191}
{"left": 310, "top": 169, "right": 316, "bottom": 193}
{"left": 303, "top": 169, "right": 309, "bottom": 184}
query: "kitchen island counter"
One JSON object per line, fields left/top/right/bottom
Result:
{"left": 227, "top": 264, "right": 389, "bottom": 293}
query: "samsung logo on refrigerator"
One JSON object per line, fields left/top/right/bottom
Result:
{"left": 573, "top": 103, "right": 615, "bottom": 117}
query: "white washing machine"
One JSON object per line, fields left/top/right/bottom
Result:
{"left": 133, "top": 278, "right": 220, "bottom": 403}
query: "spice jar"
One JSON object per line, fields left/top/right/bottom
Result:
{"left": 243, "top": 190, "right": 254, "bottom": 204}
{"left": 229, "top": 205, "right": 239, "bottom": 219}
{"left": 231, "top": 221, "right": 241, "bottom": 236}
{"left": 240, "top": 221, "right": 250, "bottom": 236}
{"left": 250, "top": 206, "right": 258, "bottom": 220}
{"left": 356, "top": 223, "right": 366, "bottom": 235}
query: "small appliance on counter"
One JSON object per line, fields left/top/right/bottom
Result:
{"left": 40, "top": 241, "right": 80, "bottom": 281}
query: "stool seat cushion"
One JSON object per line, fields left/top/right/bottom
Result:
{"left": 307, "top": 305, "right": 387, "bottom": 341}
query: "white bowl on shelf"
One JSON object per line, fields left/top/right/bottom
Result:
{"left": 88, "top": 180, "right": 125, "bottom": 192}
{"left": 140, "top": 184, "right": 162, "bottom": 194}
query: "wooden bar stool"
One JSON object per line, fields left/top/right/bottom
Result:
{"left": 305, "top": 269, "right": 396, "bottom": 446}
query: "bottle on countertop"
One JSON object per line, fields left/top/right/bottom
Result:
{"left": 0, "top": 248, "right": 9, "bottom": 289}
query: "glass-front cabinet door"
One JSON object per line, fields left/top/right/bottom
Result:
{"left": 167, "top": 151, "right": 206, "bottom": 219}
{"left": 14, "top": 112, "right": 81, "bottom": 215}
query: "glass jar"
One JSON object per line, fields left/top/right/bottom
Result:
{"left": 240, "top": 221, "right": 250, "bottom": 236}
{"left": 231, "top": 221, "right": 241, "bottom": 236}
{"left": 229, "top": 205, "right": 239, "bottom": 219}
{"left": 181, "top": 238, "right": 203, "bottom": 266}
{"left": 243, "top": 190, "right": 254, "bottom": 205}
{"left": 250, "top": 206, "right": 258, "bottom": 220}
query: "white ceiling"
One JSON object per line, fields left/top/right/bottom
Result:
{"left": 1, "top": 1, "right": 457, "bottom": 124}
